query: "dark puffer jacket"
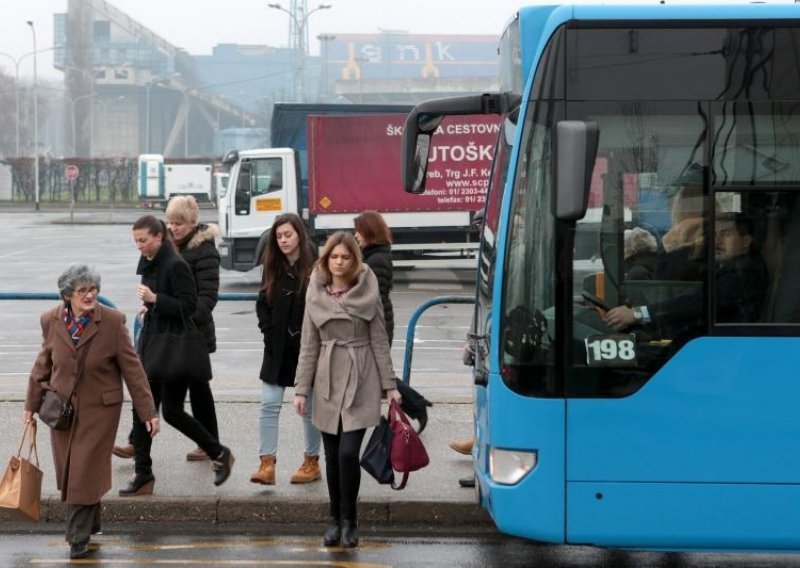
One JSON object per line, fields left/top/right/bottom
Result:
{"left": 175, "top": 224, "right": 220, "bottom": 353}
{"left": 362, "top": 243, "right": 394, "bottom": 345}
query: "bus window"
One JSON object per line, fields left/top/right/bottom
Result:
{"left": 500, "top": 102, "right": 560, "bottom": 396}
{"left": 714, "top": 191, "right": 800, "bottom": 326}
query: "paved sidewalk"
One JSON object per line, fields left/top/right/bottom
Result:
{"left": 0, "top": 394, "right": 487, "bottom": 530}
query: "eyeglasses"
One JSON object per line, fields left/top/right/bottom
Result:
{"left": 75, "top": 286, "right": 99, "bottom": 297}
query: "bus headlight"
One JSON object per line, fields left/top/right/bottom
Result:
{"left": 489, "top": 448, "right": 537, "bottom": 485}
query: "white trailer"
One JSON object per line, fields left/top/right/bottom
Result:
{"left": 164, "top": 164, "right": 213, "bottom": 202}
{"left": 138, "top": 154, "right": 213, "bottom": 207}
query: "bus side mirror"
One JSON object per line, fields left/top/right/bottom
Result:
{"left": 402, "top": 110, "right": 443, "bottom": 194}
{"left": 401, "top": 93, "right": 522, "bottom": 194}
{"left": 554, "top": 121, "right": 599, "bottom": 221}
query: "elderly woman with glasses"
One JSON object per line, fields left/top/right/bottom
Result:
{"left": 23, "top": 264, "right": 159, "bottom": 560}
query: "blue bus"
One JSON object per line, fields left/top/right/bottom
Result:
{"left": 402, "top": 4, "right": 800, "bottom": 551}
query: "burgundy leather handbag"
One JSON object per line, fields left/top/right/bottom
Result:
{"left": 389, "top": 399, "right": 429, "bottom": 490}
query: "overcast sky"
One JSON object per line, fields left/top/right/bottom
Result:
{"left": 1, "top": 0, "right": 796, "bottom": 80}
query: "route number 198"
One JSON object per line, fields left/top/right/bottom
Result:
{"left": 584, "top": 334, "right": 637, "bottom": 367}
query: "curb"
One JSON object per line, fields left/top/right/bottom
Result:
{"left": 2, "top": 498, "right": 491, "bottom": 529}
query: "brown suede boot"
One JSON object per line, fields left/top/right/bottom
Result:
{"left": 290, "top": 453, "right": 321, "bottom": 484}
{"left": 449, "top": 437, "right": 474, "bottom": 456}
{"left": 249, "top": 455, "right": 276, "bottom": 485}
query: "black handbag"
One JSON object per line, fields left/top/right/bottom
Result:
{"left": 142, "top": 310, "right": 211, "bottom": 383}
{"left": 39, "top": 340, "right": 92, "bottom": 431}
{"left": 360, "top": 416, "right": 394, "bottom": 485}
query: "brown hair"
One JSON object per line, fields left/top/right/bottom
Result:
{"left": 260, "top": 213, "right": 314, "bottom": 302}
{"left": 354, "top": 210, "right": 393, "bottom": 246}
{"left": 316, "top": 231, "right": 363, "bottom": 286}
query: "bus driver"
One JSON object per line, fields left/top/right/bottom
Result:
{"left": 604, "top": 213, "right": 768, "bottom": 332}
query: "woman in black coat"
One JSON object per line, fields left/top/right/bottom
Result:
{"left": 166, "top": 196, "right": 221, "bottom": 461}
{"left": 354, "top": 211, "right": 395, "bottom": 344}
{"left": 250, "top": 213, "right": 322, "bottom": 486}
{"left": 121, "top": 215, "right": 234, "bottom": 495}
{"left": 115, "top": 199, "right": 222, "bottom": 462}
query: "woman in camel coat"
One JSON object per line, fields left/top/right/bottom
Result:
{"left": 293, "top": 231, "right": 400, "bottom": 549}
{"left": 24, "top": 264, "right": 159, "bottom": 560}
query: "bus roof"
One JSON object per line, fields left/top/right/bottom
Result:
{"left": 513, "top": 3, "right": 799, "bottom": 89}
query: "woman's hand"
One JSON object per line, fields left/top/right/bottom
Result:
{"left": 22, "top": 410, "right": 33, "bottom": 424}
{"left": 386, "top": 388, "right": 402, "bottom": 404}
{"left": 293, "top": 395, "right": 307, "bottom": 416}
{"left": 137, "top": 284, "right": 156, "bottom": 304}
{"left": 146, "top": 416, "right": 160, "bottom": 438}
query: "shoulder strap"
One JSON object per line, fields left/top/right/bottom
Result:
{"left": 16, "top": 421, "right": 39, "bottom": 467}
{"left": 67, "top": 338, "right": 94, "bottom": 399}
{"left": 392, "top": 471, "right": 409, "bottom": 491}
{"left": 390, "top": 400, "right": 411, "bottom": 491}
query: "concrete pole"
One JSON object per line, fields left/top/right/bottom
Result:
{"left": 27, "top": 21, "right": 39, "bottom": 211}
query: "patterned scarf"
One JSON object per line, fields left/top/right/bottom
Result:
{"left": 64, "top": 305, "right": 93, "bottom": 345}
{"left": 325, "top": 284, "right": 350, "bottom": 301}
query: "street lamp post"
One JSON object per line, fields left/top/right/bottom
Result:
{"left": 268, "top": 3, "right": 331, "bottom": 102}
{"left": 26, "top": 20, "right": 39, "bottom": 211}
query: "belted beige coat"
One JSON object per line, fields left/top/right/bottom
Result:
{"left": 294, "top": 265, "right": 396, "bottom": 434}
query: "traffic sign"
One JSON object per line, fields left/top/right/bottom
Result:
{"left": 65, "top": 164, "right": 79, "bottom": 181}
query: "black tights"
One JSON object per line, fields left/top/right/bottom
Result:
{"left": 132, "top": 380, "right": 222, "bottom": 474}
{"left": 321, "top": 422, "right": 366, "bottom": 523}
{"left": 127, "top": 380, "right": 219, "bottom": 445}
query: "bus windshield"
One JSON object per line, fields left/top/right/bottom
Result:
{"left": 501, "top": 24, "right": 800, "bottom": 398}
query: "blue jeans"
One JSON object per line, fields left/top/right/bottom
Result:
{"left": 258, "top": 381, "right": 321, "bottom": 457}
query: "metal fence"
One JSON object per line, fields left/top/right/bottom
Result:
{"left": 3, "top": 157, "right": 139, "bottom": 204}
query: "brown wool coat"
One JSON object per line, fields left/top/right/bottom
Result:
{"left": 294, "top": 266, "right": 396, "bottom": 435}
{"left": 24, "top": 305, "right": 156, "bottom": 505}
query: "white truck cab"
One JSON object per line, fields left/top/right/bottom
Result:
{"left": 217, "top": 148, "right": 301, "bottom": 271}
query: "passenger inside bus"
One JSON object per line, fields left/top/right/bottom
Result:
{"left": 655, "top": 174, "right": 709, "bottom": 282}
{"left": 603, "top": 213, "right": 768, "bottom": 332}
{"left": 623, "top": 227, "right": 658, "bottom": 280}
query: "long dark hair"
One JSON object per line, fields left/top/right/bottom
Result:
{"left": 132, "top": 215, "right": 173, "bottom": 249}
{"left": 133, "top": 214, "right": 167, "bottom": 236}
{"left": 260, "top": 213, "right": 313, "bottom": 302}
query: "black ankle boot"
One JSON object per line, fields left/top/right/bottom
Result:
{"left": 323, "top": 523, "right": 341, "bottom": 546}
{"left": 118, "top": 472, "right": 155, "bottom": 496}
{"left": 213, "top": 446, "right": 235, "bottom": 486}
{"left": 341, "top": 519, "right": 358, "bottom": 548}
